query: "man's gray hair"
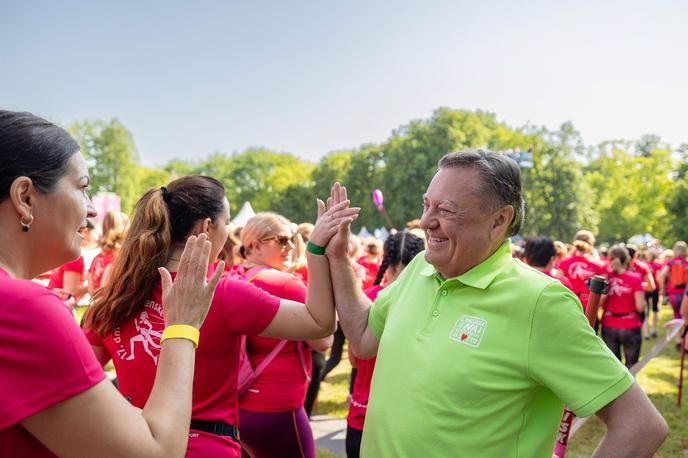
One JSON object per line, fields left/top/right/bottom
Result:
{"left": 438, "top": 149, "right": 525, "bottom": 237}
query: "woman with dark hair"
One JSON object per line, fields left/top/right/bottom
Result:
{"left": 523, "top": 236, "right": 573, "bottom": 291}
{"left": 345, "top": 231, "right": 425, "bottom": 458}
{"left": 0, "top": 110, "right": 221, "bottom": 457}
{"left": 600, "top": 245, "right": 646, "bottom": 368}
{"left": 84, "top": 178, "right": 355, "bottom": 457}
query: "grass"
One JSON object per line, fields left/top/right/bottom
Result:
{"left": 315, "top": 307, "right": 688, "bottom": 457}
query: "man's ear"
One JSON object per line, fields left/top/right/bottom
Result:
{"left": 490, "top": 205, "right": 514, "bottom": 241}
{"left": 9, "top": 176, "right": 35, "bottom": 220}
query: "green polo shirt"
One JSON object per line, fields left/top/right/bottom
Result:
{"left": 363, "top": 240, "right": 633, "bottom": 458}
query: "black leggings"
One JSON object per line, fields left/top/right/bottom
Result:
{"left": 304, "top": 351, "right": 326, "bottom": 417}
{"left": 645, "top": 290, "right": 659, "bottom": 313}
{"left": 345, "top": 426, "right": 363, "bottom": 458}
{"left": 602, "top": 326, "right": 642, "bottom": 368}
{"left": 322, "top": 324, "right": 346, "bottom": 379}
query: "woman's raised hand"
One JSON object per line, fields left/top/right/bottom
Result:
{"left": 158, "top": 233, "right": 224, "bottom": 329}
{"left": 309, "top": 182, "right": 360, "bottom": 258}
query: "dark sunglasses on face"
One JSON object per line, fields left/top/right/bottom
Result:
{"left": 261, "top": 235, "right": 295, "bottom": 247}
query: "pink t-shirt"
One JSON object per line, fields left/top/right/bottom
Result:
{"left": 602, "top": 270, "right": 643, "bottom": 329}
{"left": 237, "top": 267, "right": 313, "bottom": 412}
{"left": 347, "top": 285, "right": 383, "bottom": 430}
{"left": 557, "top": 255, "right": 607, "bottom": 307}
{"left": 0, "top": 268, "right": 105, "bottom": 457}
{"left": 88, "top": 250, "right": 115, "bottom": 291}
{"left": 47, "top": 256, "right": 85, "bottom": 290}
{"left": 85, "top": 275, "right": 280, "bottom": 457}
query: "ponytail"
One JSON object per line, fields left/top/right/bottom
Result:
{"left": 85, "top": 188, "right": 172, "bottom": 335}
{"left": 85, "top": 175, "right": 226, "bottom": 336}
{"left": 608, "top": 245, "right": 630, "bottom": 275}
{"left": 573, "top": 239, "right": 592, "bottom": 255}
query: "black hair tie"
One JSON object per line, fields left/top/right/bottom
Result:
{"left": 160, "top": 186, "right": 171, "bottom": 203}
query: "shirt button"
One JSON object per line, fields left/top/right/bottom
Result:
{"left": 432, "top": 310, "right": 439, "bottom": 317}
{"left": 441, "top": 290, "right": 448, "bottom": 296}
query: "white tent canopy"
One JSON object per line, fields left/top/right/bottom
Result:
{"left": 231, "top": 201, "right": 255, "bottom": 227}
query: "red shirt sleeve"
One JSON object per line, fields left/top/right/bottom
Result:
{"left": 63, "top": 256, "right": 85, "bottom": 274}
{"left": 218, "top": 278, "right": 280, "bottom": 336}
{"left": 0, "top": 284, "right": 105, "bottom": 429}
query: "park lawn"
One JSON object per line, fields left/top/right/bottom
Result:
{"left": 316, "top": 307, "right": 687, "bottom": 457}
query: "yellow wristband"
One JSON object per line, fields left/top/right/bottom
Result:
{"left": 161, "top": 325, "right": 200, "bottom": 349}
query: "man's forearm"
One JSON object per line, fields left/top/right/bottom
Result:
{"left": 328, "top": 256, "right": 372, "bottom": 351}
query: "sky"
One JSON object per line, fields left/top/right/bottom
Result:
{"left": 2, "top": 0, "right": 686, "bottom": 166}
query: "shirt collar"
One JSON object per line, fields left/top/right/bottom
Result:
{"left": 419, "top": 239, "right": 513, "bottom": 289}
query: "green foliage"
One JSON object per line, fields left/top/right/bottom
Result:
{"left": 68, "top": 109, "right": 682, "bottom": 247}
{"left": 68, "top": 118, "right": 140, "bottom": 212}
{"left": 195, "top": 148, "right": 314, "bottom": 213}
{"left": 584, "top": 147, "right": 674, "bottom": 245}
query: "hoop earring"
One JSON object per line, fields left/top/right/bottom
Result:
{"left": 21, "top": 215, "right": 33, "bottom": 232}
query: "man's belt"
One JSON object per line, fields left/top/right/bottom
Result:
{"left": 190, "top": 420, "right": 240, "bottom": 442}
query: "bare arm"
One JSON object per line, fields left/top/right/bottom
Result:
{"left": 634, "top": 291, "right": 646, "bottom": 314}
{"left": 328, "top": 256, "right": 380, "bottom": 359}
{"left": 307, "top": 335, "right": 333, "bottom": 352}
{"left": 642, "top": 272, "right": 656, "bottom": 292}
{"left": 260, "top": 198, "right": 358, "bottom": 340}
{"left": 62, "top": 271, "right": 88, "bottom": 301}
{"left": 592, "top": 382, "right": 668, "bottom": 457}
{"left": 680, "top": 293, "right": 688, "bottom": 323}
{"left": 23, "top": 338, "right": 196, "bottom": 458}
{"left": 320, "top": 183, "right": 379, "bottom": 359}
{"left": 22, "top": 234, "right": 223, "bottom": 458}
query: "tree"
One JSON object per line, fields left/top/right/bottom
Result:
{"left": 197, "top": 148, "right": 314, "bottom": 213}
{"left": 584, "top": 147, "right": 675, "bottom": 244}
{"left": 68, "top": 119, "right": 140, "bottom": 212}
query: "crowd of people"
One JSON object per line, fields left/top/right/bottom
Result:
{"left": 1, "top": 110, "right": 682, "bottom": 457}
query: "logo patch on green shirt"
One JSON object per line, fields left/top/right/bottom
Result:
{"left": 450, "top": 315, "right": 487, "bottom": 348}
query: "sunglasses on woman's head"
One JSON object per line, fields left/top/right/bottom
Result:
{"left": 261, "top": 235, "right": 295, "bottom": 247}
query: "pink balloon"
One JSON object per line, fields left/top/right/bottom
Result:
{"left": 372, "top": 189, "right": 384, "bottom": 209}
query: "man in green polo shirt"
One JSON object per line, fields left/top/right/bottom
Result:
{"left": 314, "top": 150, "right": 667, "bottom": 457}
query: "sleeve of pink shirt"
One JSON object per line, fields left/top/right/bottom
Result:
{"left": 218, "top": 277, "right": 280, "bottom": 336}
{"left": 0, "top": 286, "right": 105, "bottom": 430}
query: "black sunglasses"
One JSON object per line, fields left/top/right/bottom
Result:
{"left": 261, "top": 235, "right": 295, "bottom": 247}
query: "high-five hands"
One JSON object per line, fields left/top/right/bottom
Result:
{"left": 309, "top": 182, "right": 360, "bottom": 258}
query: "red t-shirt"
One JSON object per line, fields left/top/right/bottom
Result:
{"left": 347, "top": 285, "right": 383, "bottom": 430}
{"left": 47, "top": 256, "right": 85, "bottom": 290}
{"left": 293, "top": 264, "right": 309, "bottom": 285}
{"left": 0, "top": 268, "right": 105, "bottom": 457}
{"left": 237, "top": 267, "right": 313, "bottom": 412}
{"left": 357, "top": 258, "right": 381, "bottom": 290}
{"left": 557, "top": 255, "right": 607, "bottom": 307}
{"left": 85, "top": 276, "right": 280, "bottom": 457}
{"left": 648, "top": 261, "right": 662, "bottom": 288}
{"left": 602, "top": 270, "right": 643, "bottom": 329}
{"left": 89, "top": 250, "right": 115, "bottom": 291}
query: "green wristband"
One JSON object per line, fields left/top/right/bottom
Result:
{"left": 306, "top": 241, "right": 326, "bottom": 255}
